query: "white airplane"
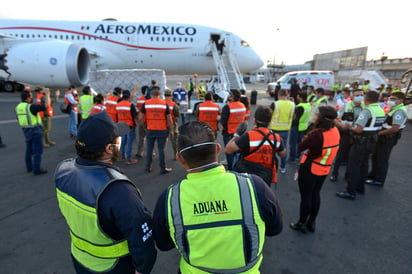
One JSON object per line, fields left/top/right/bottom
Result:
{"left": 0, "top": 18, "right": 264, "bottom": 87}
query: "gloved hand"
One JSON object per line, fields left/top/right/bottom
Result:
{"left": 236, "top": 121, "right": 248, "bottom": 137}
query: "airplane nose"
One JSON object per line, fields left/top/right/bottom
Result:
{"left": 256, "top": 55, "right": 264, "bottom": 69}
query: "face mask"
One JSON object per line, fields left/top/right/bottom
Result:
{"left": 307, "top": 90, "right": 311, "bottom": 94}
{"left": 388, "top": 100, "right": 397, "bottom": 107}
{"left": 354, "top": 96, "right": 364, "bottom": 103}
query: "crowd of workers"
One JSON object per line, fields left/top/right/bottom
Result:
{"left": 13, "top": 77, "right": 408, "bottom": 273}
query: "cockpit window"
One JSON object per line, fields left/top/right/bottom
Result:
{"left": 240, "top": 40, "right": 249, "bottom": 47}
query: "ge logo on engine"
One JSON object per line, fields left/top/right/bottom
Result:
{"left": 49, "top": 58, "right": 57, "bottom": 65}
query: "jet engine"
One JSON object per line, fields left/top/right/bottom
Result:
{"left": 1, "top": 40, "right": 90, "bottom": 87}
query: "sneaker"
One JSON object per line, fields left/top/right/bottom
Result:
{"left": 280, "top": 168, "right": 286, "bottom": 174}
{"left": 145, "top": 167, "right": 153, "bottom": 173}
{"left": 160, "top": 167, "right": 172, "bottom": 174}
{"left": 43, "top": 143, "right": 50, "bottom": 148}
{"left": 136, "top": 154, "right": 143, "bottom": 158}
{"left": 126, "top": 159, "right": 138, "bottom": 165}
{"left": 34, "top": 168, "right": 48, "bottom": 175}
{"left": 336, "top": 191, "right": 355, "bottom": 200}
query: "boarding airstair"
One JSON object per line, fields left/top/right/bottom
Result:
{"left": 209, "top": 39, "right": 246, "bottom": 93}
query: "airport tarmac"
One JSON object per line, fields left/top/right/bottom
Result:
{"left": 0, "top": 83, "right": 411, "bottom": 274}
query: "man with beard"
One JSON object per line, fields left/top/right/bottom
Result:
{"left": 54, "top": 112, "right": 157, "bottom": 273}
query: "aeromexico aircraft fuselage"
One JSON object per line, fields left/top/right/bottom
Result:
{"left": 0, "top": 19, "right": 264, "bottom": 87}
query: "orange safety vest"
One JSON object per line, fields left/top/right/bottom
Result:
{"left": 227, "top": 101, "right": 246, "bottom": 134}
{"left": 144, "top": 98, "right": 168, "bottom": 130}
{"left": 300, "top": 127, "right": 340, "bottom": 176}
{"left": 89, "top": 104, "right": 104, "bottom": 115}
{"left": 106, "top": 95, "right": 119, "bottom": 122}
{"left": 136, "top": 95, "right": 146, "bottom": 112}
{"left": 198, "top": 101, "right": 220, "bottom": 131}
{"left": 64, "top": 91, "right": 78, "bottom": 113}
{"left": 243, "top": 128, "right": 282, "bottom": 183}
{"left": 165, "top": 99, "right": 177, "bottom": 123}
{"left": 116, "top": 100, "right": 134, "bottom": 127}
{"left": 245, "top": 109, "right": 251, "bottom": 121}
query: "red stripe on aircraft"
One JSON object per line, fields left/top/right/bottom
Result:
{"left": 0, "top": 26, "right": 192, "bottom": 51}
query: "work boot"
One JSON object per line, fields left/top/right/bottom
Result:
{"left": 289, "top": 221, "right": 306, "bottom": 233}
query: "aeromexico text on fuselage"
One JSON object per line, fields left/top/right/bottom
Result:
{"left": 94, "top": 24, "right": 197, "bottom": 36}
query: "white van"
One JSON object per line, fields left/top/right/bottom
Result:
{"left": 267, "top": 70, "right": 334, "bottom": 96}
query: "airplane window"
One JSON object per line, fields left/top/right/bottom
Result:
{"left": 26, "top": 34, "right": 29, "bottom": 38}
{"left": 240, "top": 40, "right": 249, "bottom": 47}
{"left": 190, "top": 38, "right": 193, "bottom": 42}
{"left": 156, "top": 37, "right": 159, "bottom": 42}
{"left": 184, "top": 38, "right": 188, "bottom": 42}
{"left": 173, "top": 37, "right": 176, "bottom": 42}
{"left": 49, "top": 35, "right": 52, "bottom": 38}
{"left": 150, "top": 37, "right": 154, "bottom": 41}
{"left": 55, "top": 35, "right": 58, "bottom": 39}
{"left": 32, "top": 34, "right": 35, "bottom": 38}
{"left": 60, "top": 35, "right": 63, "bottom": 39}
{"left": 72, "top": 35, "right": 74, "bottom": 40}
{"left": 162, "top": 37, "right": 165, "bottom": 42}
{"left": 168, "top": 37, "right": 171, "bottom": 42}
{"left": 179, "top": 37, "right": 182, "bottom": 42}
{"left": 66, "top": 35, "right": 69, "bottom": 39}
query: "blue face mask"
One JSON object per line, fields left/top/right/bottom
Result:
{"left": 354, "top": 96, "right": 364, "bottom": 103}
{"left": 307, "top": 90, "right": 311, "bottom": 94}
{"left": 388, "top": 100, "right": 397, "bottom": 107}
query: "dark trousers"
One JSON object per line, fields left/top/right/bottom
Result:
{"left": 346, "top": 137, "right": 376, "bottom": 195}
{"left": 289, "top": 126, "right": 305, "bottom": 161}
{"left": 223, "top": 134, "right": 235, "bottom": 170}
{"left": 23, "top": 126, "right": 43, "bottom": 173}
{"left": 297, "top": 163, "right": 326, "bottom": 224}
{"left": 369, "top": 135, "right": 397, "bottom": 184}
{"left": 146, "top": 130, "right": 168, "bottom": 171}
{"left": 331, "top": 131, "right": 351, "bottom": 178}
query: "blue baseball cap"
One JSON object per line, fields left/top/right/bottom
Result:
{"left": 76, "top": 112, "right": 129, "bottom": 152}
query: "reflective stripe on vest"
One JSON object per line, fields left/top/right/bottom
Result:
{"left": 300, "top": 127, "right": 340, "bottom": 176}
{"left": 168, "top": 170, "right": 264, "bottom": 273}
{"left": 383, "top": 104, "right": 407, "bottom": 129}
{"left": 15, "top": 102, "right": 42, "bottom": 127}
{"left": 227, "top": 102, "right": 246, "bottom": 134}
{"left": 105, "top": 95, "right": 119, "bottom": 121}
{"left": 90, "top": 104, "right": 104, "bottom": 115}
{"left": 244, "top": 129, "right": 281, "bottom": 183}
{"left": 116, "top": 100, "right": 134, "bottom": 127}
{"left": 363, "top": 103, "right": 386, "bottom": 132}
{"left": 145, "top": 98, "right": 168, "bottom": 130}
{"left": 166, "top": 99, "right": 176, "bottom": 122}
{"left": 198, "top": 101, "right": 220, "bottom": 131}
{"left": 270, "top": 100, "right": 295, "bottom": 131}
{"left": 55, "top": 159, "right": 137, "bottom": 272}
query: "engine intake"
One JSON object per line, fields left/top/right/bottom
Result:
{"left": 4, "top": 40, "right": 90, "bottom": 87}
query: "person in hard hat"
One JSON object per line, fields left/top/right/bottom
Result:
{"left": 54, "top": 111, "right": 157, "bottom": 273}
{"left": 152, "top": 120, "right": 283, "bottom": 273}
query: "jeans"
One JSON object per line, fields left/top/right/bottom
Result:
{"left": 69, "top": 110, "right": 78, "bottom": 137}
{"left": 120, "top": 127, "right": 136, "bottom": 160}
{"left": 23, "top": 126, "right": 43, "bottom": 172}
{"left": 275, "top": 130, "right": 289, "bottom": 169}
{"left": 146, "top": 130, "right": 168, "bottom": 170}
{"left": 289, "top": 126, "right": 305, "bottom": 161}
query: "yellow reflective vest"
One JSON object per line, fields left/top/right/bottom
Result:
{"left": 55, "top": 159, "right": 133, "bottom": 272}
{"left": 15, "top": 102, "right": 42, "bottom": 127}
{"left": 167, "top": 166, "right": 265, "bottom": 273}
{"left": 79, "top": 94, "right": 94, "bottom": 119}
{"left": 269, "top": 100, "right": 295, "bottom": 131}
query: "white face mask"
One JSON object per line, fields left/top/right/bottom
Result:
{"left": 388, "top": 100, "right": 397, "bottom": 107}
{"left": 354, "top": 96, "right": 364, "bottom": 103}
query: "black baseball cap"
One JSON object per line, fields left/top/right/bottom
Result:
{"left": 76, "top": 112, "right": 129, "bottom": 152}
